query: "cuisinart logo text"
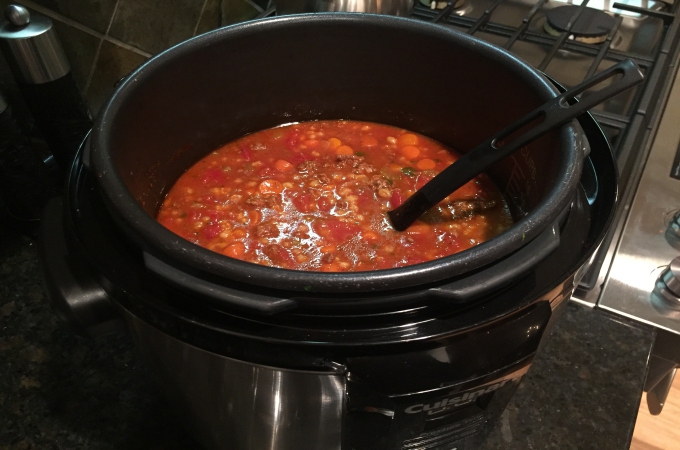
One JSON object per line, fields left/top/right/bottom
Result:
{"left": 404, "top": 366, "right": 529, "bottom": 415}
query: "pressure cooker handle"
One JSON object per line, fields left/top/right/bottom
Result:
{"left": 143, "top": 253, "right": 299, "bottom": 314}
{"left": 39, "top": 197, "right": 125, "bottom": 337}
{"left": 428, "top": 217, "right": 561, "bottom": 301}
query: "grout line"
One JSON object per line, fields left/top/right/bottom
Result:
{"left": 17, "top": 0, "right": 105, "bottom": 38}
{"left": 100, "top": 36, "right": 152, "bottom": 58}
{"left": 243, "top": 0, "right": 265, "bottom": 13}
{"left": 83, "top": 0, "right": 120, "bottom": 92}
{"left": 15, "top": 0, "right": 152, "bottom": 59}
{"left": 193, "top": 0, "right": 210, "bottom": 37}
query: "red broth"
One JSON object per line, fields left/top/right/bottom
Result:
{"left": 157, "top": 120, "right": 513, "bottom": 271}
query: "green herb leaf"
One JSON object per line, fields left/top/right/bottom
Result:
{"left": 355, "top": 151, "right": 366, "bottom": 156}
{"left": 401, "top": 167, "right": 416, "bottom": 177}
{"left": 304, "top": 285, "right": 313, "bottom": 291}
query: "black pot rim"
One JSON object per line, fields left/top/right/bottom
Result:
{"left": 90, "top": 13, "right": 584, "bottom": 293}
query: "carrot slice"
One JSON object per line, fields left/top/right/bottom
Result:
{"left": 328, "top": 137, "right": 342, "bottom": 149}
{"left": 416, "top": 158, "right": 436, "bottom": 170}
{"left": 401, "top": 146, "right": 420, "bottom": 159}
{"left": 259, "top": 179, "right": 283, "bottom": 194}
{"left": 223, "top": 242, "right": 245, "bottom": 258}
{"left": 248, "top": 210, "right": 261, "bottom": 225}
{"left": 232, "top": 229, "right": 247, "bottom": 238}
{"left": 274, "top": 159, "right": 293, "bottom": 172}
{"left": 398, "top": 134, "right": 418, "bottom": 146}
{"left": 336, "top": 145, "right": 354, "bottom": 155}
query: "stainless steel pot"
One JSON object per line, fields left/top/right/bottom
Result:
{"left": 276, "top": 0, "right": 413, "bottom": 16}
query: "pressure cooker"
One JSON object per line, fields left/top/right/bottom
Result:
{"left": 39, "top": 14, "right": 617, "bottom": 450}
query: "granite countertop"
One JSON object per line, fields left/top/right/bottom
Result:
{"left": 0, "top": 221, "right": 655, "bottom": 450}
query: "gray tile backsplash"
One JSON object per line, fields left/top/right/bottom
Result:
{"left": 196, "top": 0, "right": 221, "bottom": 35}
{"left": 221, "top": 0, "right": 261, "bottom": 25}
{"left": 51, "top": 20, "right": 101, "bottom": 89}
{"left": 0, "top": 0, "right": 262, "bottom": 123}
{"left": 86, "top": 40, "right": 148, "bottom": 114}
{"left": 31, "top": 0, "right": 119, "bottom": 34}
{"left": 108, "top": 0, "right": 206, "bottom": 55}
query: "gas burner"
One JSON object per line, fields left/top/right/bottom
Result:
{"left": 421, "top": 0, "right": 466, "bottom": 11}
{"left": 544, "top": 6, "right": 616, "bottom": 44}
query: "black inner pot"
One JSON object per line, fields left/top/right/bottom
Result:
{"left": 90, "top": 13, "right": 583, "bottom": 295}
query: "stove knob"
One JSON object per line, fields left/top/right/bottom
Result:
{"left": 656, "top": 257, "right": 680, "bottom": 306}
{"left": 669, "top": 211, "right": 680, "bottom": 240}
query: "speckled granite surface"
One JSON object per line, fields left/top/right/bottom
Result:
{"left": 481, "top": 299, "right": 653, "bottom": 450}
{"left": 0, "top": 223, "right": 654, "bottom": 450}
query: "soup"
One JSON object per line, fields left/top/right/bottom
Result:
{"left": 157, "top": 121, "right": 512, "bottom": 271}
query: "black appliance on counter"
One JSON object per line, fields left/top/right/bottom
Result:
{"left": 0, "top": 4, "right": 92, "bottom": 174}
{"left": 40, "top": 11, "right": 623, "bottom": 450}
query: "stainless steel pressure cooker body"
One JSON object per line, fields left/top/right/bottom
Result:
{"left": 39, "top": 14, "right": 618, "bottom": 450}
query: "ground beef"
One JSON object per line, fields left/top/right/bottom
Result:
{"left": 336, "top": 154, "right": 362, "bottom": 169}
{"left": 420, "top": 199, "right": 499, "bottom": 223}
{"left": 336, "top": 154, "right": 375, "bottom": 174}
{"left": 297, "top": 160, "right": 320, "bottom": 174}
{"left": 370, "top": 175, "right": 391, "bottom": 190}
{"left": 356, "top": 163, "right": 375, "bottom": 174}
{"left": 321, "top": 253, "right": 335, "bottom": 264}
{"left": 246, "top": 194, "right": 280, "bottom": 208}
{"left": 298, "top": 160, "right": 335, "bottom": 176}
{"left": 292, "top": 226, "right": 310, "bottom": 239}
{"left": 256, "top": 222, "right": 280, "bottom": 238}
{"left": 263, "top": 244, "right": 288, "bottom": 264}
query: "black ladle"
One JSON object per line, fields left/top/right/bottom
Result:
{"left": 388, "top": 59, "right": 644, "bottom": 231}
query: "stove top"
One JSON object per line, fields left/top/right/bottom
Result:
{"left": 408, "top": 0, "right": 680, "bottom": 334}
{"left": 597, "top": 68, "right": 680, "bottom": 334}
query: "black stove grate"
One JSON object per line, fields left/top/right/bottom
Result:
{"left": 413, "top": 0, "right": 677, "bottom": 161}
{"left": 412, "top": 0, "right": 680, "bottom": 295}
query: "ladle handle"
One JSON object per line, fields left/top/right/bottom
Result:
{"left": 388, "top": 59, "right": 644, "bottom": 231}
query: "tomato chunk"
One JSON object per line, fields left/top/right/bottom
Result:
{"left": 320, "top": 220, "right": 360, "bottom": 243}
{"left": 201, "top": 168, "right": 226, "bottom": 185}
{"left": 286, "top": 131, "right": 301, "bottom": 149}
{"left": 241, "top": 145, "right": 253, "bottom": 161}
{"left": 292, "top": 193, "right": 313, "bottom": 212}
{"left": 390, "top": 189, "right": 403, "bottom": 208}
